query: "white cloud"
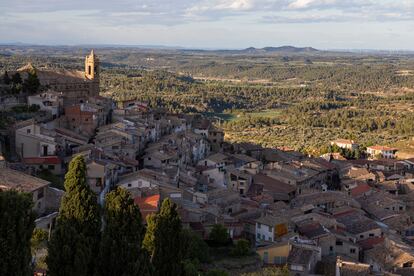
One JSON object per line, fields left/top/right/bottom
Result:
{"left": 1, "top": 0, "right": 414, "bottom": 49}
{"left": 217, "top": 0, "right": 255, "bottom": 10}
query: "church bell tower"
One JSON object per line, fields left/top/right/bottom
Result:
{"left": 85, "top": 49, "right": 99, "bottom": 80}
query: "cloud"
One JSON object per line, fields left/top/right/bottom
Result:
{"left": 1, "top": 0, "right": 413, "bottom": 25}
{"left": 288, "top": 0, "right": 329, "bottom": 9}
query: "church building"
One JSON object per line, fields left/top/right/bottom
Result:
{"left": 16, "top": 50, "right": 100, "bottom": 104}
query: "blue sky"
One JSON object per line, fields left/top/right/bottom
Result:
{"left": 0, "top": 0, "right": 413, "bottom": 50}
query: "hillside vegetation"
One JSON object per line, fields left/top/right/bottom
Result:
{"left": 2, "top": 46, "right": 414, "bottom": 155}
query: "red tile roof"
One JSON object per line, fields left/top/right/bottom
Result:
{"left": 350, "top": 183, "right": 371, "bottom": 198}
{"left": 23, "top": 156, "right": 61, "bottom": 165}
{"left": 357, "top": 236, "right": 384, "bottom": 250}
{"left": 134, "top": 194, "right": 160, "bottom": 222}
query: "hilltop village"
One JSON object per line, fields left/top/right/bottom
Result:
{"left": 1, "top": 52, "right": 414, "bottom": 275}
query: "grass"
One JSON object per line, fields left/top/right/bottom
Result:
{"left": 393, "top": 138, "right": 414, "bottom": 159}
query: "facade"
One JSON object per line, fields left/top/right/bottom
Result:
{"left": 287, "top": 245, "right": 321, "bottom": 276}
{"left": 256, "top": 241, "right": 290, "bottom": 265}
{"left": 208, "top": 127, "right": 224, "bottom": 152}
{"left": 331, "top": 139, "right": 359, "bottom": 151}
{"left": 16, "top": 50, "right": 100, "bottom": 104}
{"left": 15, "top": 120, "right": 58, "bottom": 158}
{"left": 86, "top": 159, "right": 118, "bottom": 194}
{"left": 28, "top": 91, "right": 63, "bottom": 118}
{"left": 255, "top": 215, "right": 289, "bottom": 243}
{"left": 227, "top": 169, "right": 252, "bottom": 196}
{"left": 367, "top": 146, "right": 398, "bottom": 159}
{"left": 23, "top": 156, "right": 63, "bottom": 175}
{"left": 0, "top": 167, "right": 50, "bottom": 215}
{"left": 64, "top": 103, "right": 106, "bottom": 138}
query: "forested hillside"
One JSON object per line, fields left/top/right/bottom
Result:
{"left": 2, "top": 46, "right": 414, "bottom": 155}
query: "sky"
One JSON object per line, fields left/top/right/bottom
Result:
{"left": 0, "top": 0, "right": 413, "bottom": 50}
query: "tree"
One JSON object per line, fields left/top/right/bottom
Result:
{"left": 241, "top": 266, "right": 289, "bottom": 276}
{"left": 209, "top": 224, "right": 230, "bottom": 245}
{"left": 181, "top": 229, "right": 210, "bottom": 275}
{"left": 3, "top": 71, "right": 10, "bottom": 84}
{"left": 96, "top": 187, "right": 152, "bottom": 276}
{"left": 231, "top": 239, "right": 250, "bottom": 257}
{"left": 0, "top": 190, "right": 35, "bottom": 276}
{"left": 31, "top": 228, "right": 48, "bottom": 250}
{"left": 206, "top": 270, "right": 229, "bottom": 276}
{"left": 181, "top": 229, "right": 210, "bottom": 263}
{"left": 23, "top": 72, "right": 40, "bottom": 94}
{"left": 143, "top": 198, "right": 183, "bottom": 276}
{"left": 12, "top": 72, "right": 22, "bottom": 84}
{"left": 46, "top": 155, "right": 100, "bottom": 276}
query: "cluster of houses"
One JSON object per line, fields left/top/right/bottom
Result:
{"left": 1, "top": 54, "right": 414, "bottom": 275}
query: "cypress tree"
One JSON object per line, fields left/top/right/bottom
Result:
{"left": 3, "top": 71, "right": 10, "bottom": 84}
{"left": 12, "top": 72, "right": 22, "bottom": 84}
{"left": 96, "top": 187, "right": 152, "bottom": 276}
{"left": 0, "top": 191, "right": 35, "bottom": 276}
{"left": 46, "top": 155, "right": 100, "bottom": 276}
{"left": 23, "top": 71, "right": 40, "bottom": 94}
{"left": 143, "top": 198, "right": 183, "bottom": 276}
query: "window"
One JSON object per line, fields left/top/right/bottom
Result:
{"left": 96, "top": 178, "right": 102, "bottom": 187}
{"left": 268, "top": 237, "right": 272, "bottom": 241}
{"left": 257, "top": 233, "right": 260, "bottom": 239}
{"left": 26, "top": 129, "right": 31, "bottom": 134}
{"left": 258, "top": 223, "right": 261, "bottom": 229}
{"left": 127, "top": 183, "right": 132, "bottom": 187}
{"left": 330, "top": 246, "right": 333, "bottom": 252}
{"left": 263, "top": 252, "right": 269, "bottom": 263}
{"left": 48, "top": 165, "right": 55, "bottom": 170}
{"left": 369, "top": 233, "right": 374, "bottom": 237}
{"left": 336, "top": 241, "right": 343, "bottom": 246}
{"left": 148, "top": 157, "right": 151, "bottom": 160}
{"left": 291, "top": 265, "right": 304, "bottom": 272}
{"left": 37, "top": 188, "right": 44, "bottom": 200}
{"left": 269, "top": 226, "right": 273, "bottom": 232}
{"left": 360, "top": 235, "right": 364, "bottom": 239}
{"left": 350, "top": 248, "right": 356, "bottom": 254}
{"left": 275, "top": 256, "right": 287, "bottom": 265}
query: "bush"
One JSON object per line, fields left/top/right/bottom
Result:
{"left": 231, "top": 239, "right": 250, "bottom": 257}
{"left": 31, "top": 228, "right": 48, "bottom": 249}
{"left": 182, "top": 229, "right": 210, "bottom": 263}
{"left": 205, "top": 269, "right": 229, "bottom": 276}
{"left": 209, "top": 224, "right": 230, "bottom": 246}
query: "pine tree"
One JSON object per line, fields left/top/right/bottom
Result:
{"left": 0, "top": 191, "right": 35, "bottom": 276}
{"left": 143, "top": 198, "right": 183, "bottom": 276}
{"left": 96, "top": 187, "right": 152, "bottom": 276}
{"left": 46, "top": 155, "right": 100, "bottom": 276}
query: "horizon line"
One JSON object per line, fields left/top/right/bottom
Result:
{"left": 1, "top": 42, "right": 414, "bottom": 53}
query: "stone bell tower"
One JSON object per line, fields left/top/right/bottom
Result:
{"left": 85, "top": 49, "right": 99, "bottom": 80}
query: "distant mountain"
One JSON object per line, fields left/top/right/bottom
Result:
{"left": 241, "top": 46, "right": 319, "bottom": 54}
{"left": 181, "top": 45, "right": 321, "bottom": 55}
